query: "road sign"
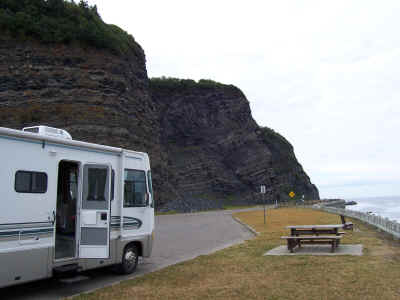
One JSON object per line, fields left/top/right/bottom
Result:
{"left": 260, "top": 185, "right": 266, "bottom": 194}
{"left": 260, "top": 185, "right": 266, "bottom": 224}
{"left": 289, "top": 191, "right": 295, "bottom": 198}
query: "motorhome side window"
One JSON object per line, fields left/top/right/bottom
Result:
{"left": 124, "top": 169, "right": 147, "bottom": 207}
{"left": 15, "top": 171, "right": 47, "bottom": 193}
{"left": 87, "top": 168, "right": 107, "bottom": 201}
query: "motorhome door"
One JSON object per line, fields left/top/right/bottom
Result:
{"left": 79, "top": 164, "right": 111, "bottom": 258}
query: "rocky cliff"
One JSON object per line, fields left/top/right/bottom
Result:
{"left": 151, "top": 79, "right": 319, "bottom": 210}
{"left": 0, "top": 2, "right": 319, "bottom": 211}
{"left": 0, "top": 36, "right": 172, "bottom": 204}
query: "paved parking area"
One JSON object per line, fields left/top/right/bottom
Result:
{"left": 2, "top": 209, "right": 256, "bottom": 300}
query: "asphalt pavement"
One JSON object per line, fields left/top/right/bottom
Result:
{"left": 1, "top": 209, "right": 257, "bottom": 300}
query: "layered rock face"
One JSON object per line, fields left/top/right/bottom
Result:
{"left": 0, "top": 36, "right": 319, "bottom": 211}
{"left": 0, "top": 36, "right": 171, "bottom": 201}
{"left": 151, "top": 80, "right": 319, "bottom": 210}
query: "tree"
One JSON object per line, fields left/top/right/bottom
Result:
{"left": 78, "top": 0, "right": 89, "bottom": 10}
{"left": 46, "top": 0, "right": 65, "bottom": 17}
{"left": 0, "top": 0, "right": 139, "bottom": 55}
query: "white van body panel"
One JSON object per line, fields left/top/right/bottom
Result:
{"left": 0, "top": 126, "right": 154, "bottom": 288}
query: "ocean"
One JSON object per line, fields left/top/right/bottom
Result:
{"left": 346, "top": 195, "right": 400, "bottom": 222}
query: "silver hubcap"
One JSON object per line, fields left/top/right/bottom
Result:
{"left": 125, "top": 250, "right": 136, "bottom": 268}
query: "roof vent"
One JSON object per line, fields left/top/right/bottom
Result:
{"left": 22, "top": 126, "right": 72, "bottom": 140}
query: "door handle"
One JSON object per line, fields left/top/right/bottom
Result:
{"left": 49, "top": 210, "right": 55, "bottom": 225}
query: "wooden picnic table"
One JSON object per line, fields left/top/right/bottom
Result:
{"left": 286, "top": 224, "right": 345, "bottom": 236}
{"left": 282, "top": 224, "right": 345, "bottom": 253}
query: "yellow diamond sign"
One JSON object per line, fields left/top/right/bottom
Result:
{"left": 289, "top": 191, "right": 295, "bottom": 198}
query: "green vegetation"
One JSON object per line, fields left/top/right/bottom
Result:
{"left": 155, "top": 205, "right": 260, "bottom": 215}
{"left": 259, "top": 126, "right": 293, "bottom": 149}
{"left": 222, "top": 204, "right": 259, "bottom": 210}
{"left": 0, "top": 0, "right": 140, "bottom": 55}
{"left": 155, "top": 210, "right": 179, "bottom": 216}
{"left": 74, "top": 208, "right": 400, "bottom": 300}
{"left": 150, "top": 76, "right": 236, "bottom": 90}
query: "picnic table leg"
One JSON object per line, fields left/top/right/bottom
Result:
{"left": 331, "top": 241, "right": 335, "bottom": 253}
{"left": 335, "top": 228, "right": 341, "bottom": 246}
{"left": 287, "top": 239, "right": 295, "bottom": 253}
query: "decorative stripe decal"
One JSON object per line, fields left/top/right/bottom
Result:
{"left": 0, "top": 222, "right": 53, "bottom": 231}
{"left": 0, "top": 228, "right": 54, "bottom": 238}
{"left": 111, "top": 216, "right": 142, "bottom": 230}
{"left": 0, "top": 216, "right": 142, "bottom": 240}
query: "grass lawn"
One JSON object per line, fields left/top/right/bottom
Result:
{"left": 74, "top": 208, "right": 400, "bottom": 300}
{"left": 155, "top": 205, "right": 260, "bottom": 215}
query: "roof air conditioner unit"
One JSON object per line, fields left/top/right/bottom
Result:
{"left": 22, "top": 125, "right": 72, "bottom": 140}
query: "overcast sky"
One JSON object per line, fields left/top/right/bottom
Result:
{"left": 87, "top": 0, "right": 400, "bottom": 199}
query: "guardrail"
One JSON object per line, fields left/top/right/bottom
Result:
{"left": 313, "top": 205, "right": 400, "bottom": 239}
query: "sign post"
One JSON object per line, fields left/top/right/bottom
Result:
{"left": 289, "top": 191, "right": 295, "bottom": 206}
{"left": 260, "top": 185, "right": 266, "bottom": 224}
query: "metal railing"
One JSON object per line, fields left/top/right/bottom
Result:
{"left": 313, "top": 205, "right": 400, "bottom": 239}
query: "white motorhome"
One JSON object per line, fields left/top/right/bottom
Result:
{"left": 0, "top": 125, "right": 154, "bottom": 288}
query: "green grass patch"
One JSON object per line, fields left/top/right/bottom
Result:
{"left": 74, "top": 208, "right": 400, "bottom": 300}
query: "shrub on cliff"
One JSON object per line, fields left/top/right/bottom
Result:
{"left": 150, "top": 77, "right": 234, "bottom": 90}
{"left": 0, "top": 0, "right": 140, "bottom": 55}
{"left": 260, "top": 126, "right": 293, "bottom": 149}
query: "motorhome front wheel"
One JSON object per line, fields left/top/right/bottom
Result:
{"left": 119, "top": 245, "right": 139, "bottom": 274}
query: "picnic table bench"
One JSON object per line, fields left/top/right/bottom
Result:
{"left": 282, "top": 224, "right": 345, "bottom": 253}
{"left": 340, "top": 215, "right": 354, "bottom": 230}
{"left": 281, "top": 235, "right": 342, "bottom": 253}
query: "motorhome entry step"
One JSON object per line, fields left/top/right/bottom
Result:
{"left": 53, "top": 263, "right": 80, "bottom": 275}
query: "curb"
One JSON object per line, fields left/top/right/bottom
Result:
{"left": 232, "top": 215, "right": 260, "bottom": 236}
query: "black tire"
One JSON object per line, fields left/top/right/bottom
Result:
{"left": 116, "top": 244, "right": 139, "bottom": 275}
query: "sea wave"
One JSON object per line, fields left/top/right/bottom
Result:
{"left": 346, "top": 196, "right": 400, "bottom": 222}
